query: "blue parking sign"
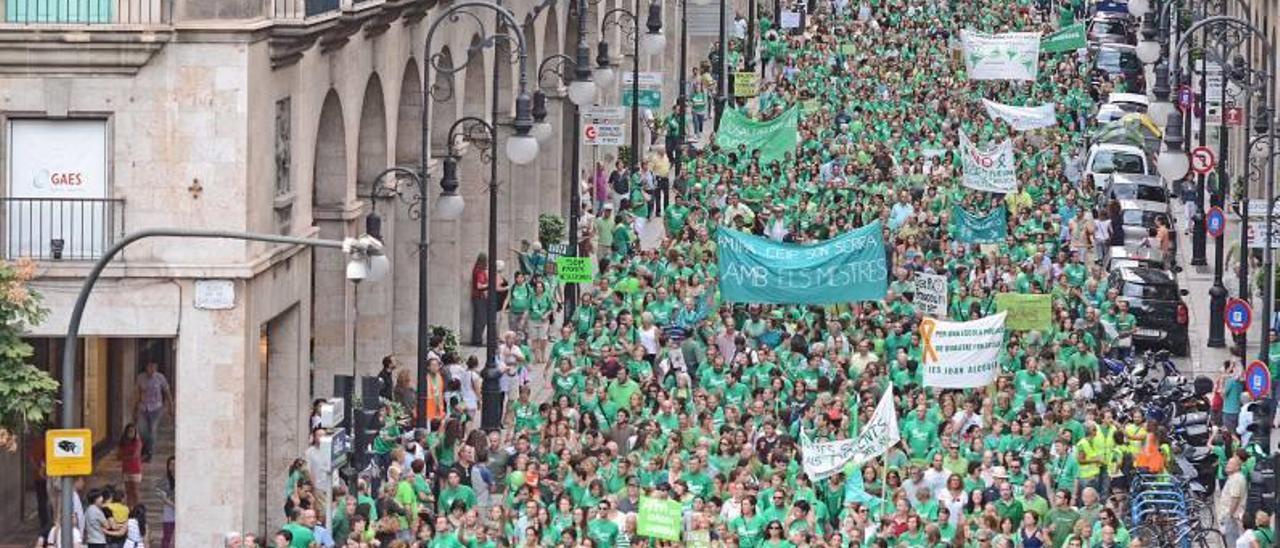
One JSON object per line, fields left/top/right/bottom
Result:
{"left": 1224, "top": 298, "right": 1252, "bottom": 335}
{"left": 1245, "top": 360, "right": 1271, "bottom": 399}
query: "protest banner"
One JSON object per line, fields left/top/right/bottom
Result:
{"left": 717, "top": 222, "right": 887, "bottom": 305}
{"left": 715, "top": 106, "right": 799, "bottom": 164}
{"left": 1041, "top": 22, "right": 1086, "bottom": 53}
{"left": 637, "top": 497, "right": 682, "bottom": 541}
{"left": 919, "top": 312, "right": 1007, "bottom": 388}
{"left": 981, "top": 99, "right": 1057, "bottom": 131}
{"left": 960, "top": 29, "right": 1041, "bottom": 81}
{"left": 554, "top": 256, "right": 594, "bottom": 283}
{"left": 734, "top": 72, "right": 759, "bottom": 97}
{"left": 913, "top": 272, "right": 948, "bottom": 317}
{"left": 995, "top": 293, "right": 1052, "bottom": 330}
{"left": 951, "top": 206, "right": 1008, "bottom": 244}
{"left": 959, "top": 131, "right": 1017, "bottom": 193}
{"left": 801, "top": 387, "right": 900, "bottom": 481}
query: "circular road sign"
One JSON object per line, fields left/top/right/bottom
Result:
{"left": 1177, "top": 86, "right": 1194, "bottom": 111}
{"left": 1191, "top": 146, "right": 1216, "bottom": 175}
{"left": 1205, "top": 206, "right": 1226, "bottom": 238}
{"left": 1224, "top": 297, "right": 1252, "bottom": 335}
{"left": 583, "top": 124, "right": 598, "bottom": 141}
{"left": 1244, "top": 359, "right": 1271, "bottom": 399}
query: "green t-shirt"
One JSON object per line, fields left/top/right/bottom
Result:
{"left": 282, "top": 523, "right": 314, "bottom": 548}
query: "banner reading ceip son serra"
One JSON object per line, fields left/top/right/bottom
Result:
{"left": 717, "top": 222, "right": 888, "bottom": 305}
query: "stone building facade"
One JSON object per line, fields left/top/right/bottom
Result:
{"left": 0, "top": 0, "right": 702, "bottom": 543}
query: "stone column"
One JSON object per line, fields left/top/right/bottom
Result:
{"left": 173, "top": 280, "right": 250, "bottom": 547}
{"left": 538, "top": 99, "right": 566, "bottom": 220}
{"left": 310, "top": 207, "right": 358, "bottom": 399}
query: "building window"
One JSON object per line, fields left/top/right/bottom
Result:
{"left": 4, "top": 0, "right": 115, "bottom": 23}
{"left": 5, "top": 118, "right": 120, "bottom": 260}
{"left": 274, "top": 97, "right": 294, "bottom": 235}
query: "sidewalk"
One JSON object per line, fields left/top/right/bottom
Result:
{"left": 1173, "top": 198, "right": 1240, "bottom": 378}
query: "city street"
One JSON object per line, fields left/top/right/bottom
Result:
{"left": 2, "top": 0, "right": 1280, "bottom": 546}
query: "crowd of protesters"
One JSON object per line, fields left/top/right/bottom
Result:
{"left": 221, "top": 0, "right": 1280, "bottom": 546}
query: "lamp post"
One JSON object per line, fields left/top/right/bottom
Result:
{"left": 57, "top": 229, "right": 383, "bottom": 548}
{"left": 532, "top": 0, "right": 595, "bottom": 321}
{"left": 1246, "top": 113, "right": 1276, "bottom": 364}
{"left": 361, "top": 167, "right": 431, "bottom": 428}
{"left": 419, "top": 0, "right": 538, "bottom": 432}
{"left": 1220, "top": 53, "right": 1267, "bottom": 356}
{"left": 595, "top": 0, "right": 664, "bottom": 173}
{"left": 714, "top": 0, "right": 727, "bottom": 130}
{"left": 1159, "top": 14, "right": 1276, "bottom": 352}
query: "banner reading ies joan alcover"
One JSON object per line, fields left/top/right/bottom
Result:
{"left": 919, "top": 312, "right": 1007, "bottom": 388}
{"left": 717, "top": 222, "right": 888, "bottom": 305}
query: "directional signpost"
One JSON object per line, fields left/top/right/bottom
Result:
{"left": 1205, "top": 206, "right": 1225, "bottom": 238}
{"left": 1244, "top": 359, "right": 1271, "bottom": 399}
{"left": 1191, "top": 146, "right": 1216, "bottom": 175}
{"left": 582, "top": 106, "right": 626, "bottom": 147}
{"left": 1224, "top": 297, "right": 1252, "bottom": 335}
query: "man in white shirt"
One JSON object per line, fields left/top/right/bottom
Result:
{"left": 1218, "top": 456, "right": 1247, "bottom": 546}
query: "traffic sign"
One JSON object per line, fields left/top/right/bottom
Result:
{"left": 1244, "top": 359, "right": 1271, "bottom": 399}
{"left": 1177, "top": 86, "right": 1193, "bottom": 111}
{"left": 45, "top": 429, "right": 93, "bottom": 477}
{"left": 1224, "top": 105, "right": 1244, "bottom": 127}
{"left": 1191, "top": 146, "right": 1216, "bottom": 175}
{"left": 1224, "top": 297, "right": 1252, "bottom": 335}
{"left": 1205, "top": 206, "right": 1226, "bottom": 238}
{"left": 582, "top": 106, "right": 625, "bottom": 121}
{"left": 582, "top": 122, "right": 624, "bottom": 146}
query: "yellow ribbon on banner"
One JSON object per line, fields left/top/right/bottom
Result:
{"left": 919, "top": 318, "right": 939, "bottom": 363}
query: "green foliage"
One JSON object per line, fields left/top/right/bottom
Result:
{"left": 0, "top": 259, "right": 57, "bottom": 443}
{"left": 538, "top": 214, "right": 566, "bottom": 250}
{"left": 430, "top": 325, "right": 459, "bottom": 356}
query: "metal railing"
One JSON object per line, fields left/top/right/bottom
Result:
{"left": 0, "top": 0, "right": 169, "bottom": 24}
{"left": 1, "top": 198, "right": 125, "bottom": 261}
{"left": 273, "top": 0, "right": 339, "bottom": 19}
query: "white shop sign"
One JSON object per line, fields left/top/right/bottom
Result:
{"left": 6, "top": 119, "right": 109, "bottom": 259}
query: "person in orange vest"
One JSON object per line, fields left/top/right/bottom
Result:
{"left": 423, "top": 356, "right": 447, "bottom": 425}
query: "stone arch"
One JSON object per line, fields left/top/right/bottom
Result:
{"left": 522, "top": 15, "right": 539, "bottom": 92}
{"left": 356, "top": 74, "right": 388, "bottom": 194}
{"left": 429, "top": 46, "right": 458, "bottom": 151}
{"left": 395, "top": 60, "right": 423, "bottom": 166}
{"left": 313, "top": 89, "right": 347, "bottom": 207}
{"left": 543, "top": 1, "right": 561, "bottom": 62}
{"left": 494, "top": 24, "right": 515, "bottom": 118}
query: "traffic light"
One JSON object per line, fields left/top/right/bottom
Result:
{"left": 352, "top": 407, "right": 380, "bottom": 471}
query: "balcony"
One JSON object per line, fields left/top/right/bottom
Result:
{"left": 268, "top": 0, "right": 429, "bottom": 67}
{"left": 1, "top": 197, "right": 126, "bottom": 261}
{"left": 1, "top": 0, "right": 168, "bottom": 25}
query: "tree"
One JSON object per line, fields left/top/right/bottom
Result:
{"left": 0, "top": 259, "right": 57, "bottom": 452}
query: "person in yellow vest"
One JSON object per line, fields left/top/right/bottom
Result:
{"left": 1122, "top": 408, "right": 1147, "bottom": 454}
{"left": 1075, "top": 421, "right": 1107, "bottom": 499}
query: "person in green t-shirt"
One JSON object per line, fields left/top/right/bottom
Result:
{"left": 280, "top": 508, "right": 316, "bottom": 548}
{"left": 437, "top": 469, "right": 478, "bottom": 513}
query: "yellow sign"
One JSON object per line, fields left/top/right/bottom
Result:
{"left": 733, "top": 72, "right": 759, "bottom": 97}
{"left": 46, "top": 429, "right": 93, "bottom": 477}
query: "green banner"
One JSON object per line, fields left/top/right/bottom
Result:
{"left": 1041, "top": 23, "right": 1086, "bottom": 54}
{"left": 951, "top": 206, "right": 1007, "bottom": 244}
{"left": 994, "top": 293, "right": 1052, "bottom": 331}
{"left": 714, "top": 106, "right": 799, "bottom": 164}
{"left": 554, "top": 256, "right": 594, "bottom": 283}
{"left": 637, "top": 497, "right": 682, "bottom": 541}
{"left": 717, "top": 222, "right": 888, "bottom": 305}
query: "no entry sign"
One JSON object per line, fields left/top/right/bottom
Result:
{"left": 1191, "top": 146, "right": 1216, "bottom": 175}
